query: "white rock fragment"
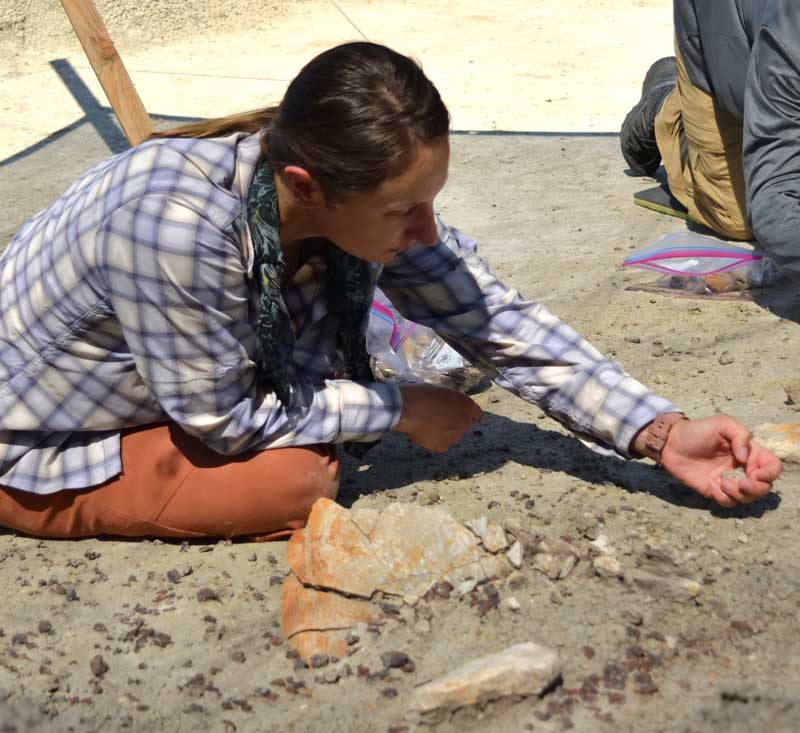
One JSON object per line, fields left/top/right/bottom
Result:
{"left": 503, "top": 596, "right": 521, "bottom": 612}
{"left": 593, "top": 554, "right": 622, "bottom": 578}
{"left": 625, "top": 569, "right": 701, "bottom": 603}
{"left": 506, "top": 541, "right": 523, "bottom": 569}
{"left": 557, "top": 555, "right": 577, "bottom": 580}
{"left": 465, "top": 516, "right": 488, "bottom": 539}
{"left": 456, "top": 579, "right": 478, "bottom": 597}
{"left": 409, "top": 642, "right": 561, "bottom": 717}
{"left": 590, "top": 534, "right": 613, "bottom": 555}
{"left": 482, "top": 523, "right": 508, "bottom": 553}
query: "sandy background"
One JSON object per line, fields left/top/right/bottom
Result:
{"left": 2, "top": 2, "right": 799, "bottom": 732}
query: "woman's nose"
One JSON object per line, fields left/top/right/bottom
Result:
{"left": 408, "top": 206, "right": 438, "bottom": 247}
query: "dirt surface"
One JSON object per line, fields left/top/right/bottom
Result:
{"left": 1, "top": 122, "right": 799, "bottom": 732}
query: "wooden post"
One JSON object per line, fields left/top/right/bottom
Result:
{"left": 59, "top": 0, "right": 153, "bottom": 146}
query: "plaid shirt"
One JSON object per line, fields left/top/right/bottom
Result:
{"left": 0, "top": 133, "right": 676, "bottom": 494}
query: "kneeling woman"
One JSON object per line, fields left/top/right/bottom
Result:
{"left": 0, "top": 43, "right": 780, "bottom": 540}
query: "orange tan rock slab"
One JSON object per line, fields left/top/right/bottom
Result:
{"left": 280, "top": 573, "right": 376, "bottom": 641}
{"left": 286, "top": 498, "right": 392, "bottom": 598}
{"left": 754, "top": 422, "right": 800, "bottom": 463}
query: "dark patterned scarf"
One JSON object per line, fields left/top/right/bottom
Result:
{"left": 247, "top": 157, "right": 376, "bottom": 457}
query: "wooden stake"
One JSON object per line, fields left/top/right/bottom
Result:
{"left": 59, "top": 0, "right": 153, "bottom": 146}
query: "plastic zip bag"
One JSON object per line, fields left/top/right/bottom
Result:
{"left": 622, "top": 232, "right": 778, "bottom": 294}
{"left": 366, "top": 288, "right": 485, "bottom": 392}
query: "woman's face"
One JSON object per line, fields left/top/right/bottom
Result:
{"left": 319, "top": 138, "right": 450, "bottom": 264}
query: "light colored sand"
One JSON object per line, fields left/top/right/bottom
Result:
{"left": 1, "top": 0, "right": 673, "bottom": 160}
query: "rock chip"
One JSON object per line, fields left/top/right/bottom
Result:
{"left": 481, "top": 524, "right": 508, "bottom": 553}
{"left": 753, "top": 423, "right": 800, "bottom": 464}
{"left": 409, "top": 642, "right": 561, "bottom": 718}
{"left": 624, "top": 569, "right": 701, "bottom": 603}
{"left": 593, "top": 555, "right": 622, "bottom": 578}
{"left": 506, "top": 541, "right": 523, "bottom": 569}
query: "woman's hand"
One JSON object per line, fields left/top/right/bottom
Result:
{"left": 394, "top": 384, "right": 483, "bottom": 452}
{"left": 657, "top": 415, "right": 782, "bottom": 507}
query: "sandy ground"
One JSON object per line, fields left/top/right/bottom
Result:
{"left": 2, "top": 2, "right": 800, "bottom": 732}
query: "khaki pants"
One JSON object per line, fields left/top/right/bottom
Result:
{"left": 0, "top": 423, "right": 340, "bottom": 540}
{"left": 655, "top": 47, "right": 752, "bottom": 240}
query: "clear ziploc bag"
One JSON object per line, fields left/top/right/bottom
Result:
{"left": 622, "top": 232, "right": 779, "bottom": 294}
{"left": 366, "top": 288, "right": 485, "bottom": 392}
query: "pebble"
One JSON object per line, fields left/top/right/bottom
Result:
{"left": 381, "top": 651, "right": 411, "bottom": 670}
{"left": 506, "top": 541, "right": 523, "bottom": 569}
{"left": 482, "top": 524, "right": 508, "bottom": 553}
{"left": 503, "top": 596, "right": 521, "bottom": 612}
{"left": 457, "top": 579, "right": 477, "bottom": 597}
{"left": 593, "top": 555, "right": 622, "bottom": 578}
{"left": 410, "top": 642, "right": 561, "bottom": 717}
{"left": 718, "top": 351, "right": 735, "bottom": 365}
{"left": 196, "top": 588, "right": 219, "bottom": 602}
{"left": 90, "top": 655, "right": 109, "bottom": 678}
{"left": 166, "top": 569, "right": 181, "bottom": 584}
{"left": 323, "top": 668, "right": 340, "bottom": 684}
{"left": 346, "top": 633, "right": 360, "bottom": 646}
{"left": 310, "top": 654, "right": 330, "bottom": 669}
{"left": 38, "top": 621, "right": 52, "bottom": 634}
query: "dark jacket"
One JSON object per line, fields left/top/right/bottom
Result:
{"left": 675, "top": 0, "right": 800, "bottom": 274}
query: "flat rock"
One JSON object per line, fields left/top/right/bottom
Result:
{"left": 287, "top": 500, "right": 392, "bottom": 598}
{"left": 593, "top": 555, "right": 622, "bottom": 578}
{"left": 282, "top": 499, "right": 511, "bottom": 663}
{"left": 409, "top": 642, "right": 561, "bottom": 717}
{"left": 625, "top": 569, "right": 701, "bottom": 603}
{"left": 481, "top": 523, "right": 508, "bottom": 553}
{"left": 753, "top": 423, "right": 800, "bottom": 464}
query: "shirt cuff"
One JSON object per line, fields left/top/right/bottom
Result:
{"left": 332, "top": 380, "right": 403, "bottom": 443}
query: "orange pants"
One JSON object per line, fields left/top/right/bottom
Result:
{"left": 0, "top": 424, "right": 339, "bottom": 540}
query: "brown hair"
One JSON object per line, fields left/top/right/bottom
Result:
{"left": 151, "top": 42, "right": 450, "bottom": 201}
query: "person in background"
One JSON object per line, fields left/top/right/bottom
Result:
{"left": 621, "top": 0, "right": 800, "bottom": 276}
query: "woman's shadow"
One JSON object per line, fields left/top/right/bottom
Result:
{"left": 340, "top": 410, "right": 781, "bottom": 519}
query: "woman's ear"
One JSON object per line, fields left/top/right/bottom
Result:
{"left": 282, "top": 165, "right": 324, "bottom": 207}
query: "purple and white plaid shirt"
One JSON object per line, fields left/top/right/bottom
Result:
{"left": 0, "top": 132, "right": 676, "bottom": 494}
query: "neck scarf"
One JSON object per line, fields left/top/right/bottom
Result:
{"left": 247, "top": 157, "right": 377, "bottom": 457}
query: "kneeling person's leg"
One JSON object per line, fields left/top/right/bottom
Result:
{"left": 0, "top": 424, "right": 339, "bottom": 540}
{"left": 656, "top": 47, "right": 751, "bottom": 240}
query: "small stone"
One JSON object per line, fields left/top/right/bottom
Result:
{"left": 381, "top": 687, "right": 398, "bottom": 698}
{"left": 90, "top": 655, "right": 109, "bottom": 678}
{"left": 38, "top": 621, "right": 52, "bottom": 634}
{"left": 346, "top": 633, "right": 360, "bottom": 646}
{"left": 166, "top": 569, "right": 181, "bottom": 584}
{"left": 409, "top": 642, "right": 561, "bottom": 717}
{"left": 590, "top": 535, "right": 613, "bottom": 554}
{"left": 503, "top": 596, "right": 521, "bottom": 612}
{"left": 625, "top": 569, "right": 701, "bottom": 603}
{"left": 230, "top": 651, "right": 246, "bottom": 663}
{"left": 381, "top": 651, "right": 411, "bottom": 669}
{"left": 718, "top": 352, "right": 734, "bottom": 366}
{"left": 323, "top": 668, "right": 340, "bottom": 684}
{"left": 593, "top": 555, "right": 622, "bottom": 578}
{"left": 456, "top": 579, "right": 477, "bottom": 597}
{"left": 247, "top": 552, "right": 257, "bottom": 562}
{"left": 465, "top": 516, "right": 488, "bottom": 539}
{"left": 506, "top": 571, "right": 527, "bottom": 590}
{"left": 506, "top": 541, "right": 523, "bottom": 569}
{"left": 310, "top": 654, "right": 330, "bottom": 669}
{"left": 65, "top": 587, "right": 79, "bottom": 601}
{"left": 196, "top": 588, "right": 219, "bottom": 602}
{"left": 481, "top": 524, "right": 508, "bottom": 553}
